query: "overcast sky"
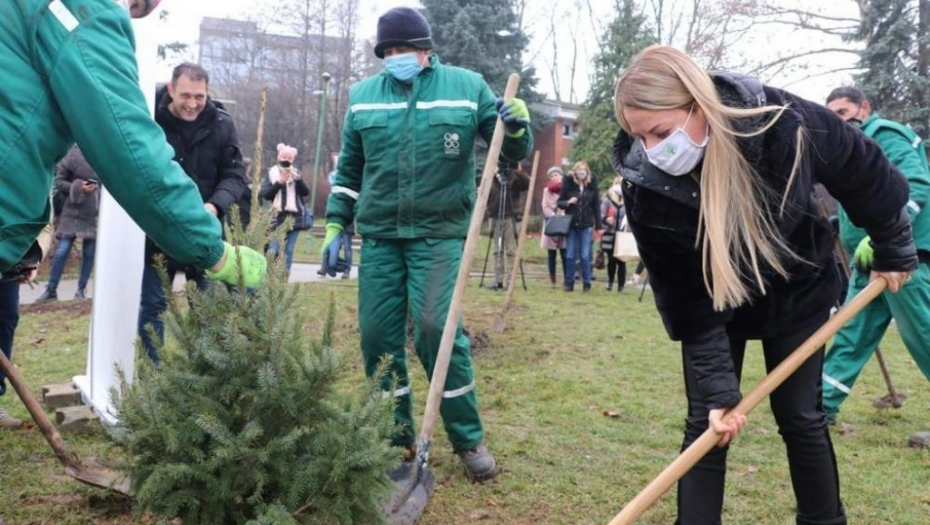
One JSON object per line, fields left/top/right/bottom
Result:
{"left": 143, "top": 0, "right": 862, "bottom": 105}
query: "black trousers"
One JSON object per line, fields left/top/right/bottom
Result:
{"left": 676, "top": 312, "right": 846, "bottom": 525}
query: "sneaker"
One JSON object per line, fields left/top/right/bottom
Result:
{"left": 0, "top": 408, "right": 23, "bottom": 430}
{"left": 316, "top": 268, "right": 326, "bottom": 276}
{"left": 606, "top": 283, "right": 613, "bottom": 291}
{"left": 341, "top": 271, "right": 350, "bottom": 280}
{"left": 563, "top": 283, "right": 574, "bottom": 292}
{"left": 582, "top": 283, "right": 591, "bottom": 293}
{"left": 74, "top": 287, "right": 87, "bottom": 301}
{"left": 36, "top": 288, "right": 57, "bottom": 303}
{"left": 456, "top": 444, "right": 498, "bottom": 482}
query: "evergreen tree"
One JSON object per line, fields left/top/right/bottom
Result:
{"left": 852, "top": 0, "right": 930, "bottom": 138}
{"left": 420, "top": 0, "right": 543, "bottom": 107}
{"left": 572, "top": 0, "right": 656, "bottom": 181}
{"left": 113, "top": 221, "right": 399, "bottom": 525}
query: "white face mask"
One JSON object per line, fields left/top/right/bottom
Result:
{"left": 644, "top": 105, "right": 708, "bottom": 176}
{"left": 576, "top": 170, "right": 588, "bottom": 180}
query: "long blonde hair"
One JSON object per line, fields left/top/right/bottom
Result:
{"left": 614, "top": 45, "right": 803, "bottom": 310}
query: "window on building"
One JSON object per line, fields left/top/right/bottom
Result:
{"left": 562, "top": 124, "right": 572, "bottom": 138}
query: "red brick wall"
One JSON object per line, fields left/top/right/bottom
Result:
{"left": 526, "top": 118, "right": 573, "bottom": 216}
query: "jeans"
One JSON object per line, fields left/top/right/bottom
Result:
{"left": 565, "top": 226, "right": 593, "bottom": 286}
{"left": 47, "top": 236, "right": 96, "bottom": 292}
{"left": 0, "top": 280, "right": 20, "bottom": 396}
{"left": 676, "top": 312, "right": 845, "bottom": 525}
{"left": 137, "top": 262, "right": 209, "bottom": 363}
{"left": 267, "top": 229, "right": 300, "bottom": 274}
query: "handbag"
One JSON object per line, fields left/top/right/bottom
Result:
{"left": 294, "top": 198, "right": 314, "bottom": 231}
{"left": 613, "top": 231, "right": 640, "bottom": 262}
{"left": 543, "top": 214, "right": 572, "bottom": 237}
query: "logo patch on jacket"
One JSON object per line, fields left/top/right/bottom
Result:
{"left": 444, "top": 133, "right": 461, "bottom": 157}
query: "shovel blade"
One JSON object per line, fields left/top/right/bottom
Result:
{"left": 383, "top": 461, "right": 436, "bottom": 525}
{"left": 872, "top": 392, "right": 907, "bottom": 409}
{"left": 65, "top": 458, "right": 133, "bottom": 496}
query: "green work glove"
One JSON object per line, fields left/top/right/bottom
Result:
{"left": 854, "top": 236, "right": 874, "bottom": 272}
{"left": 320, "top": 223, "right": 344, "bottom": 256}
{"left": 495, "top": 97, "right": 531, "bottom": 138}
{"left": 205, "top": 242, "right": 267, "bottom": 288}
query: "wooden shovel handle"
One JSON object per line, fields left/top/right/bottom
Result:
{"left": 419, "top": 73, "right": 521, "bottom": 440}
{"left": 0, "top": 351, "right": 80, "bottom": 469}
{"left": 607, "top": 277, "right": 888, "bottom": 525}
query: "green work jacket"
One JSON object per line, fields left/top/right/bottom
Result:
{"left": 839, "top": 114, "right": 930, "bottom": 259}
{"left": 326, "top": 55, "right": 533, "bottom": 239}
{"left": 0, "top": 0, "right": 224, "bottom": 272}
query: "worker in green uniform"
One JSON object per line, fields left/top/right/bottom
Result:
{"left": 322, "top": 7, "right": 533, "bottom": 480}
{"left": 0, "top": 0, "right": 267, "bottom": 429}
{"left": 823, "top": 87, "right": 930, "bottom": 446}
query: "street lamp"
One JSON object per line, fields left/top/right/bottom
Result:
{"left": 310, "top": 72, "right": 332, "bottom": 225}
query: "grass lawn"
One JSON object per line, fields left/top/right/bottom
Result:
{"left": 1, "top": 239, "right": 928, "bottom": 524}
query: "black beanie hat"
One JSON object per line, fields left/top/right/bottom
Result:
{"left": 374, "top": 7, "right": 433, "bottom": 59}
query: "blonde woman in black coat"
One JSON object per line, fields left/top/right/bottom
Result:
{"left": 613, "top": 45, "right": 915, "bottom": 525}
{"left": 557, "top": 161, "right": 603, "bottom": 292}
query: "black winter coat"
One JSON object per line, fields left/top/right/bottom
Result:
{"left": 53, "top": 147, "right": 99, "bottom": 240}
{"left": 260, "top": 170, "right": 312, "bottom": 231}
{"left": 613, "top": 73, "right": 917, "bottom": 409}
{"left": 148, "top": 87, "right": 247, "bottom": 263}
{"left": 557, "top": 175, "right": 603, "bottom": 230}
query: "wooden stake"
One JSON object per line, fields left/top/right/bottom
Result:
{"left": 251, "top": 86, "right": 268, "bottom": 214}
{"left": 494, "top": 150, "right": 540, "bottom": 333}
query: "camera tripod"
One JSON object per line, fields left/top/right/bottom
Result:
{"left": 479, "top": 161, "right": 527, "bottom": 291}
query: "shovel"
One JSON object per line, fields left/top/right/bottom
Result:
{"left": 605, "top": 277, "right": 887, "bottom": 525}
{"left": 0, "top": 351, "right": 132, "bottom": 496}
{"left": 493, "top": 150, "right": 540, "bottom": 333}
{"left": 385, "top": 72, "right": 522, "bottom": 525}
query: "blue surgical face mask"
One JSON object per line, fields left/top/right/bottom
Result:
{"left": 384, "top": 52, "right": 424, "bottom": 83}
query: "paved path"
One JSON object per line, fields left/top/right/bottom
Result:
{"left": 19, "top": 263, "right": 355, "bottom": 306}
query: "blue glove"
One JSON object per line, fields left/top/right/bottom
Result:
{"left": 854, "top": 236, "right": 874, "bottom": 272}
{"left": 495, "top": 97, "right": 531, "bottom": 138}
{"left": 205, "top": 242, "right": 267, "bottom": 288}
{"left": 320, "top": 223, "right": 344, "bottom": 256}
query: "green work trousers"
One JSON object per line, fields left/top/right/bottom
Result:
{"left": 358, "top": 237, "right": 483, "bottom": 451}
{"left": 822, "top": 263, "right": 930, "bottom": 417}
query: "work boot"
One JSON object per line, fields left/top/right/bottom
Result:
{"left": 908, "top": 431, "right": 930, "bottom": 448}
{"left": 36, "top": 287, "right": 57, "bottom": 303}
{"left": 582, "top": 283, "right": 591, "bottom": 293}
{"left": 456, "top": 444, "right": 498, "bottom": 482}
{"left": 316, "top": 267, "right": 326, "bottom": 276}
{"left": 606, "top": 282, "right": 613, "bottom": 291}
{"left": 74, "top": 287, "right": 87, "bottom": 301}
{"left": 0, "top": 408, "right": 23, "bottom": 430}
